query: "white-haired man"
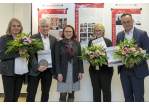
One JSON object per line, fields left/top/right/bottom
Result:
{"left": 26, "top": 18, "right": 57, "bottom": 102}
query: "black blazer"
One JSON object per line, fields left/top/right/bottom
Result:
{"left": 88, "top": 37, "right": 113, "bottom": 74}
{"left": 54, "top": 40, "right": 84, "bottom": 83}
{"left": 28, "top": 32, "right": 57, "bottom": 77}
{"left": 0, "top": 35, "right": 20, "bottom": 76}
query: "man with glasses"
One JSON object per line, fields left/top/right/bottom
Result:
{"left": 116, "top": 12, "right": 149, "bottom": 102}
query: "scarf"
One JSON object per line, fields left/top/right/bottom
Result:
{"left": 63, "top": 37, "right": 74, "bottom": 63}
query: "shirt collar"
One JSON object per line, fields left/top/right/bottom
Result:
{"left": 40, "top": 32, "right": 49, "bottom": 38}
{"left": 124, "top": 26, "right": 134, "bottom": 34}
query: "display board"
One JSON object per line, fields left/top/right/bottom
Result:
{"left": 75, "top": 3, "right": 104, "bottom": 44}
{"left": 38, "top": 9, "right": 67, "bottom": 40}
{"left": 112, "top": 8, "right": 141, "bottom": 45}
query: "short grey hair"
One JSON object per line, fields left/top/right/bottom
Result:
{"left": 38, "top": 18, "right": 50, "bottom": 27}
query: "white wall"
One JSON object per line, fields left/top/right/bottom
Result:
{"left": 0, "top": 3, "right": 13, "bottom": 36}
{"left": 0, "top": 3, "right": 14, "bottom": 93}
{"left": 0, "top": 3, "right": 149, "bottom": 102}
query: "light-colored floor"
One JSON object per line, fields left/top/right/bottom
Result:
{"left": 0, "top": 97, "right": 26, "bottom": 102}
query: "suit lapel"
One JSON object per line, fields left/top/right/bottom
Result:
{"left": 120, "top": 31, "right": 125, "bottom": 42}
{"left": 37, "top": 32, "right": 42, "bottom": 42}
{"left": 49, "top": 35, "right": 53, "bottom": 49}
{"left": 37, "top": 32, "right": 44, "bottom": 50}
{"left": 133, "top": 27, "right": 137, "bottom": 42}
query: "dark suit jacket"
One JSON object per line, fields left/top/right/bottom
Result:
{"left": 88, "top": 37, "right": 113, "bottom": 74}
{"left": 116, "top": 27, "right": 149, "bottom": 78}
{"left": 0, "top": 35, "right": 21, "bottom": 76}
{"left": 54, "top": 40, "right": 84, "bottom": 83}
{"left": 28, "top": 32, "right": 57, "bottom": 77}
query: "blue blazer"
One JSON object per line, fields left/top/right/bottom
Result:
{"left": 116, "top": 27, "right": 149, "bottom": 78}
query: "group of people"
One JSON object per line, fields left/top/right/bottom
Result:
{"left": 0, "top": 12, "right": 149, "bottom": 102}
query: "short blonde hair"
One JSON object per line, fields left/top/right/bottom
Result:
{"left": 39, "top": 18, "right": 50, "bottom": 27}
{"left": 93, "top": 23, "right": 105, "bottom": 37}
{"left": 6, "top": 18, "right": 23, "bottom": 36}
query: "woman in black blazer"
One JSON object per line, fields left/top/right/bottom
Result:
{"left": 0, "top": 18, "right": 28, "bottom": 102}
{"left": 54, "top": 25, "right": 84, "bottom": 102}
{"left": 88, "top": 23, "right": 113, "bottom": 102}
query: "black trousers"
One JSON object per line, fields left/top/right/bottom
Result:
{"left": 26, "top": 69, "right": 52, "bottom": 102}
{"left": 2, "top": 74, "right": 24, "bottom": 102}
{"left": 89, "top": 70, "right": 113, "bottom": 102}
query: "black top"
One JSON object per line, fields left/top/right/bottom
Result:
{"left": 0, "top": 35, "right": 20, "bottom": 76}
{"left": 88, "top": 37, "right": 113, "bottom": 74}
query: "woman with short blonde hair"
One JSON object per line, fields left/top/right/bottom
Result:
{"left": 88, "top": 23, "right": 113, "bottom": 102}
{"left": 93, "top": 23, "right": 105, "bottom": 37}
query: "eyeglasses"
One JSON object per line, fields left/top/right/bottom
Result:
{"left": 95, "top": 30, "right": 102, "bottom": 33}
{"left": 12, "top": 25, "right": 21, "bottom": 27}
{"left": 64, "top": 31, "right": 72, "bottom": 33}
{"left": 122, "top": 20, "right": 131, "bottom": 25}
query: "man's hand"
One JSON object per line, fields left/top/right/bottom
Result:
{"left": 37, "top": 66, "right": 47, "bottom": 72}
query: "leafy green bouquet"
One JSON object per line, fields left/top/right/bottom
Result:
{"left": 78, "top": 43, "right": 108, "bottom": 66}
{"left": 112, "top": 37, "right": 149, "bottom": 68}
{"left": 5, "top": 32, "right": 43, "bottom": 59}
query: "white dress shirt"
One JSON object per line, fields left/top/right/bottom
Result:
{"left": 39, "top": 33, "right": 52, "bottom": 68}
{"left": 40, "top": 33, "right": 50, "bottom": 50}
{"left": 124, "top": 27, "right": 134, "bottom": 40}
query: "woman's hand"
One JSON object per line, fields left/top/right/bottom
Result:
{"left": 106, "top": 57, "right": 109, "bottom": 60}
{"left": 58, "top": 74, "right": 63, "bottom": 83}
{"left": 19, "top": 49, "right": 28, "bottom": 55}
{"left": 78, "top": 73, "right": 82, "bottom": 81}
{"left": 90, "top": 60, "right": 97, "bottom": 66}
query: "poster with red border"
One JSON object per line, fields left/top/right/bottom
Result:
{"left": 75, "top": 3, "right": 104, "bottom": 42}
{"left": 38, "top": 9, "right": 67, "bottom": 40}
{"left": 112, "top": 9, "right": 141, "bottom": 46}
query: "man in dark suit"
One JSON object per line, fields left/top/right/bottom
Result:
{"left": 26, "top": 18, "right": 57, "bottom": 102}
{"left": 116, "top": 12, "right": 149, "bottom": 102}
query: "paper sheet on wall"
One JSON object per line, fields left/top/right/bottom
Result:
{"left": 111, "top": 9, "right": 141, "bottom": 45}
{"left": 38, "top": 9, "right": 67, "bottom": 41}
{"left": 79, "top": 8, "right": 104, "bottom": 45}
